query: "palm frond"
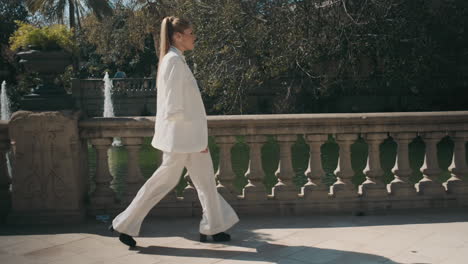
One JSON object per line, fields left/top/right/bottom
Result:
{"left": 26, "top": 0, "right": 70, "bottom": 24}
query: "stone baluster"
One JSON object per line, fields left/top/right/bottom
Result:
{"left": 272, "top": 135, "right": 298, "bottom": 200}
{"left": 89, "top": 138, "right": 115, "bottom": 207}
{"left": 121, "top": 137, "right": 145, "bottom": 203}
{"left": 444, "top": 132, "right": 468, "bottom": 195}
{"left": 387, "top": 132, "right": 418, "bottom": 197}
{"left": 330, "top": 134, "right": 359, "bottom": 198}
{"left": 444, "top": 132, "right": 468, "bottom": 206}
{"left": 183, "top": 172, "right": 197, "bottom": 202}
{"left": 415, "top": 132, "right": 446, "bottom": 196}
{"left": 243, "top": 135, "right": 268, "bottom": 200}
{"left": 359, "top": 133, "right": 388, "bottom": 198}
{"left": 0, "top": 135, "right": 11, "bottom": 219}
{"left": 215, "top": 136, "right": 237, "bottom": 199}
{"left": 301, "top": 134, "right": 328, "bottom": 199}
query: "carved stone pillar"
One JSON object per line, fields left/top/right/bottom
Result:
{"left": 415, "top": 132, "right": 446, "bottom": 196}
{"left": 272, "top": 135, "right": 298, "bottom": 200}
{"left": 359, "top": 133, "right": 388, "bottom": 198}
{"left": 301, "top": 134, "right": 328, "bottom": 199}
{"left": 89, "top": 138, "right": 115, "bottom": 208}
{"left": 443, "top": 132, "right": 468, "bottom": 202}
{"left": 8, "top": 111, "right": 86, "bottom": 224}
{"left": 387, "top": 132, "right": 418, "bottom": 197}
{"left": 330, "top": 134, "right": 359, "bottom": 198}
{"left": 215, "top": 136, "right": 237, "bottom": 200}
{"left": 121, "top": 137, "right": 145, "bottom": 204}
{"left": 242, "top": 135, "right": 268, "bottom": 200}
{"left": 0, "top": 126, "right": 11, "bottom": 220}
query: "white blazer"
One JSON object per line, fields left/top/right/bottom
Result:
{"left": 151, "top": 46, "right": 208, "bottom": 153}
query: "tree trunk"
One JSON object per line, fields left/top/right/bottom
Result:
{"left": 68, "top": 0, "right": 76, "bottom": 29}
{"left": 75, "top": 1, "right": 82, "bottom": 30}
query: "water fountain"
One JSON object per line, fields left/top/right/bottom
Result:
{"left": 103, "top": 72, "right": 114, "bottom": 118}
{"left": 1, "top": 81, "right": 11, "bottom": 120}
{"left": 101, "top": 73, "right": 122, "bottom": 197}
{"left": 102, "top": 72, "right": 122, "bottom": 147}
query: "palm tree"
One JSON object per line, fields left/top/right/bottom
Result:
{"left": 25, "top": 0, "right": 113, "bottom": 29}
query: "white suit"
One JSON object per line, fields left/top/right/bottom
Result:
{"left": 151, "top": 46, "right": 207, "bottom": 152}
{"left": 112, "top": 47, "right": 239, "bottom": 237}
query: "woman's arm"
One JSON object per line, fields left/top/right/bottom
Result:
{"left": 164, "top": 57, "right": 186, "bottom": 121}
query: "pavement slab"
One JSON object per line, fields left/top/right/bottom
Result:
{"left": 1, "top": 210, "right": 467, "bottom": 264}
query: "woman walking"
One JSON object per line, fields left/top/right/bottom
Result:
{"left": 109, "top": 16, "right": 239, "bottom": 247}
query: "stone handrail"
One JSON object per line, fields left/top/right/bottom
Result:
{"left": 72, "top": 78, "right": 156, "bottom": 92}
{"left": 79, "top": 111, "right": 468, "bottom": 216}
{"left": 79, "top": 111, "right": 468, "bottom": 135}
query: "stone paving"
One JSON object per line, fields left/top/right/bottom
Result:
{"left": 1, "top": 210, "right": 468, "bottom": 264}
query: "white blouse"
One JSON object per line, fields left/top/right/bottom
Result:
{"left": 151, "top": 46, "right": 208, "bottom": 153}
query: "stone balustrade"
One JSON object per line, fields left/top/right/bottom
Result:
{"left": 71, "top": 78, "right": 157, "bottom": 117}
{"left": 79, "top": 111, "right": 468, "bottom": 216}
{"left": 71, "top": 78, "right": 277, "bottom": 117}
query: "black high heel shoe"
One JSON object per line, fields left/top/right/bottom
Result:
{"left": 108, "top": 225, "right": 137, "bottom": 247}
{"left": 199, "top": 232, "right": 231, "bottom": 242}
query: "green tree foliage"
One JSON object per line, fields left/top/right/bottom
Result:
{"left": 185, "top": 0, "right": 468, "bottom": 113}
{"left": 78, "top": 0, "right": 468, "bottom": 114}
{"left": 80, "top": 4, "right": 155, "bottom": 76}
{"left": 0, "top": 0, "right": 29, "bottom": 92}
{"left": 0, "top": 0, "right": 29, "bottom": 45}
{"left": 9, "top": 21, "right": 77, "bottom": 52}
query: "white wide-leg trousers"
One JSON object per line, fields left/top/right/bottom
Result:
{"left": 112, "top": 150, "right": 239, "bottom": 237}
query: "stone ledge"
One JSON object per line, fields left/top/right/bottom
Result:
{"left": 78, "top": 111, "right": 468, "bottom": 138}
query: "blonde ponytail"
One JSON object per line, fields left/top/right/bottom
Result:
{"left": 157, "top": 16, "right": 191, "bottom": 80}
{"left": 159, "top": 17, "right": 172, "bottom": 65}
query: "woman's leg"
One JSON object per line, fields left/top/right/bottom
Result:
{"left": 112, "top": 151, "right": 187, "bottom": 236}
{"left": 185, "top": 151, "right": 239, "bottom": 236}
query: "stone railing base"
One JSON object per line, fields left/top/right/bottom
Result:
{"left": 88, "top": 194, "right": 467, "bottom": 218}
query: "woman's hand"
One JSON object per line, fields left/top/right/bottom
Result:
{"left": 200, "top": 147, "right": 208, "bottom": 153}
